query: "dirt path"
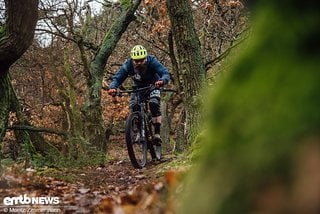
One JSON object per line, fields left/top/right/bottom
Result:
{"left": 0, "top": 137, "right": 179, "bottom": 213}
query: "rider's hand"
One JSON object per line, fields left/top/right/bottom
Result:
{"left": 108, "top": 88, "right": 117, "bottom": 96}
{"left": 155, "top": 80, "right": 164, "bottom": 88}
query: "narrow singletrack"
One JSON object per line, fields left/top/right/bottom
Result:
{"left": 0, "top": 135, "right": 177, "bottom": 213}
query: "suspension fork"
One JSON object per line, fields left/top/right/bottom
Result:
{"left": 145, "top": 103, "right": 154, "bottom": 139}
{"left": 139, "top": 102, "right": 146, "bottom": 142}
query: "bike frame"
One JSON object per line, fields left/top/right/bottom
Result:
{"left": 134, "top": 95, "right": 147, "bottom": 143}
{"left": 130, "top": 87, "right": 154, "bottom": 147}
{"left": 114, "top": 85, "right": 176, "bottom": 168}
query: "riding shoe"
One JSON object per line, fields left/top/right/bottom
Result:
{"left": 153, "top": 134, "right": 162, "bottom": 146}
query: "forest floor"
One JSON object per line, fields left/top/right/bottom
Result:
{"left": 0, "top": 135, "right": 189, "bottom": 214}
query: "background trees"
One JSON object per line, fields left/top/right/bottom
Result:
{"left": 7, "top": 0, "right": 143, "bottom": 162}
{"left": 2, "top": 1, "right": 318, "bottom": 213}
{"left": 2, "top": 0, "right": 247, "bottom": 164}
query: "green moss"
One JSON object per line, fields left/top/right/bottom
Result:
{"left": 120, "top": 0, "right": 131, "bottom": 10}
{"left": 36, "top": 167, "right": 79, "bottom": 183}
{"left": 0, "top": 25, "right": 7, "bottom": 43}
{"left": 180, "top": 2, "right": 320, "bottom": 214}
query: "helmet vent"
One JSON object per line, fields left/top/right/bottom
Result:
{"left": 131, "top": 45, "right": 148, "bottom": 60}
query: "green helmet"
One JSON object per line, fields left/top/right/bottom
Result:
{"left": 130, "top": 45, "right": 148, "bottom": 60}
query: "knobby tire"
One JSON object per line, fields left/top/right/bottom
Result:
{"left": 125, "top": 112, "right": 147, "bottom": 169}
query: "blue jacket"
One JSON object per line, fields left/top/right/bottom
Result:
{"left": 109, "top": 55, "right": 170, "bottom": 89}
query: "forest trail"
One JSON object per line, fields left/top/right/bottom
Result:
{"left": 0, "top": 136, "right": 181, "bottom": 213}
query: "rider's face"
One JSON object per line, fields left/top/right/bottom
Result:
{"left": 133, "top": 58, "right": 147, "bottom": 71}
{"left": 133, "top": 58, "right": 146, "bottom": 65}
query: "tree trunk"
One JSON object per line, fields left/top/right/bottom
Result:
{"left": 0, "top": 0, "right": 39, "bottom": 73}
{"left": 0, "top": 0, "right": 39, "bottom": 144}
{"left": 160, "top": 101, "right": 172, "bottom": 153}
{"left": 166, "top": 0, "right": 206, "bottom": 145}
{"left": 9, "top": 79, "right": 60, "bottom": 156}
{"left": 82, "top": 0, "right": 141, "bottom": 152}
{"left": 0, "top": 73, "right": 11, "bottom": 142}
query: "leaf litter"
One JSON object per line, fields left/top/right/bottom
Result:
{"left": 0, "top": 137, "right": 186, "bottom": 213}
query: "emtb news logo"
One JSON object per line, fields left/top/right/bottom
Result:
{"left": 3, "top": 194, "right": 60, "bottom": 206}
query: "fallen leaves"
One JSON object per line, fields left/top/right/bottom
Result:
{"left": 97, "top": 182, "right": 163, "bottom": 214}
{"left": 1, "top": 140, "right": 188, "bottom": 214}
{"left": 1, "top": 159, "right": 186, "bottom": 214}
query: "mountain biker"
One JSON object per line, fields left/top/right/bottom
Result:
{"left": 107, "top": 45, "right": 170, "bottom": 145}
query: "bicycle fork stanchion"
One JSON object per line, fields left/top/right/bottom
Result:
{"left": 139, "top": 103, "right": 146, "bottom": 143}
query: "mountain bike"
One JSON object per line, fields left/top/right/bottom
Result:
{"left": 116, "top": 85, "right": 173, "bottom": 169}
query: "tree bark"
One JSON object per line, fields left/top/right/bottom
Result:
{"left": 0, "top": 73, "right": 11, "bottom": 142}
{"left": 8, "top": 77, "right": 61, "bottom": 156}
{"left": 82, "top": 0, "right": 141, "bottom": 152}
{"left": 0, "top": 0, "right": 39, "bottom": 144}
{"left": 160, "top": 101, "right": 172, "bottom": 152}
{"left": 0, "top": 0, "right": 39, "bottom": 73}
{"left": 166, "top": 0, "right": 206, "bottom": 145}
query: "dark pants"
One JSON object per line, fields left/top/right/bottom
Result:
{"left": 129, "top": 88, "right": 161, "bottom": 117}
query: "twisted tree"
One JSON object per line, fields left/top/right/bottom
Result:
{"left": 0, "top": 0, "right": 39, "bottom": 143}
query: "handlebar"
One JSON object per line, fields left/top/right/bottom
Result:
{"left": 109, "top": 85, "right": 177, "bottom": 97}
{"left": 118, "top": 85, "right": 156, "bottom": 95}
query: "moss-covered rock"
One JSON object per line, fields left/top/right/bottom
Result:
{"left": 180, "top": 1, "right": 320, "bottom": 214}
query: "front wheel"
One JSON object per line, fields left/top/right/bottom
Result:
{"left": 125, "top": 112, "right": 147, "bottom": 169}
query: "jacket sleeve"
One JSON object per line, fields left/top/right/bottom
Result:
{"left": 149, "top": 56, "right": 170, "bottom": 84}
{"left": 109, "top": 60, "right": 130, "bottom": 89}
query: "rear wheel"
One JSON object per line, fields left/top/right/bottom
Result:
{"left": 125, "top": 112, "right": 147, "bottom": 168}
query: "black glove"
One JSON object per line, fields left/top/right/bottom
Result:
{"left": 155, "top": 80, "right": 164, "bottom": 88}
